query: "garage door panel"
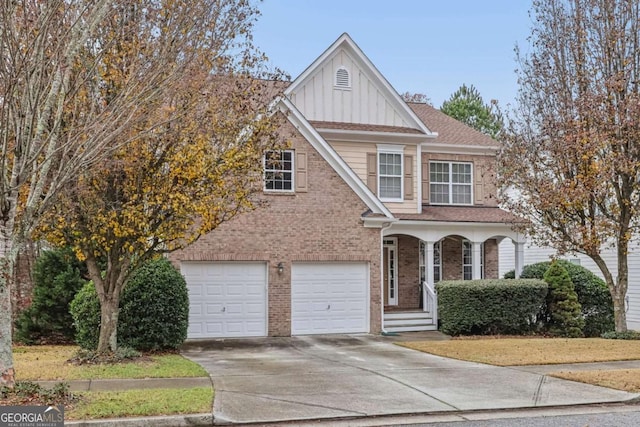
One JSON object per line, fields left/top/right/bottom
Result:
{"left": 182, "top": 262, "right": 267, "bottom": 339}
{"left": 292, "top": 262, "right": 368, "bottom": 335}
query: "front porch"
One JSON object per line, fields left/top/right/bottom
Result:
{"left": 381, "top": 228, "right": 525, "bottom": 333}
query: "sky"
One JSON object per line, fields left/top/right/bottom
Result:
{"left": 252, "top": 0, "right": 533, "bottom": 108}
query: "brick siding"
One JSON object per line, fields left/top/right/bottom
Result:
{"left": 170, "top": 120, "right": 382, "bottom": 336}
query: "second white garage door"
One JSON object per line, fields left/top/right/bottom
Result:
{"left": 291, "top": 262, "right": 368, "bottom": 335}
{"left": 182, "top": 262, "right": 267, "bottom": 339}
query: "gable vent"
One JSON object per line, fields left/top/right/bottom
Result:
{"left": 335, "top": 66, "right": 351, "bottom": 89}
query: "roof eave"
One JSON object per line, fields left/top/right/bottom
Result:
{"left": 422, "top": 142, "right": 499, "bottom": 155}
{"left": 316, "top": 128, "right": 437, "bottom": 144}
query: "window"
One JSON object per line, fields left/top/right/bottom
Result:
{"left": 419, "top": 241, "right": 442, "bottom": 284}
{"left": 430, "top": 161, "right": 473, "bottom": 205}
{"left": 462, "top": 240, "right": 484, "bottom": 280}
{"left": 264, "top": 150, "right": 293, "bottom": 191}
{"left": 378, "top": 150, "right": 403, "bottom": 200}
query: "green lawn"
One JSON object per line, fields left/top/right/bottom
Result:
{"left": 5, "top": 345, "right": 213, "bottom": 420}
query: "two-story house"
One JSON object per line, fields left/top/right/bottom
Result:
{"left": 170, "top": 33, "right": 526, "bottom": 339}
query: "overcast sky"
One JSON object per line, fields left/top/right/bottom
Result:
{"left": 252, "top": 0, "right": 533, "bottom": 108}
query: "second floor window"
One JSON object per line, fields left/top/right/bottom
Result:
{"left": 264, "top": 150, "right": 294, "bottom": 191}
{"left": 430, "top": 161, "right": 472, "bottom": 205}
{"left": 379, "top": 152, "right": 403, "bottom": 200}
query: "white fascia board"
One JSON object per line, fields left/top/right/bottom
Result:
{"left": 279, "top": 97, "right": 393, "bottom": 218}
{"left": 316, "top": 128, "right": 433, "bottom": 144}
{"left": 362, "top": 216, "right": 398, "bottom": 228}
{"left": 422, "top": 142, "right": 499, "bottom": 155}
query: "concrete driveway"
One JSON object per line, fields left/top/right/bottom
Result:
{"left": 181, "top": 334, "right": 638, "bottom": 425}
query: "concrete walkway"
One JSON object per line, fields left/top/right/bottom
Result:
{"left": 181, "top": 334, "right": 640, "bottom": 425}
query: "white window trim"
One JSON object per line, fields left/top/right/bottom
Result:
{"left": 420, "top": 240, "right": 442, "bottom": 284}
{"left": 263, "top": 149, "right": 295, "bottom": 193}
{"left": 463, "top": 240, "right": 472, "bottom": 280}
{"left": 429, "top": 161, "right": 474, "bottom": 206}
{"left": 377, "top": 144, "right": 404, "bottom": 202}
{"left": 462, "top": 240, "right": 484, "bottom": 280}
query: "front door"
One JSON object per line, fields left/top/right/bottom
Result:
{"left": 383, "top": 238, "right": 398, "bottom": 306}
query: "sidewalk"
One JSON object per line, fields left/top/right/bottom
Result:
{"left": 36, "top": 376, "right": 212, "bottom": 392}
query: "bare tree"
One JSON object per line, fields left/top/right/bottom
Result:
{"left": 0, "top": 0, "right": 273, "bottom": 387}
{"left": 498, "top": 0, "right": 640, "bottom": 332}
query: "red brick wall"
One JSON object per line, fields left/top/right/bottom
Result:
{"left": 11, "top": 242, "right": 38, "bottom": 323}
{"left": 170, "top": 120, "right": 382, "bottom": 336}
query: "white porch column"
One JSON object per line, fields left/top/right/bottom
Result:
{"left": 515, "top": 242, "right": 525, "bottom": 278}
{"left": 472, "top": 241, "right": 482, "bottom": 280}
{"left": 424, "top": 241, "right": 435, "bottom": 312}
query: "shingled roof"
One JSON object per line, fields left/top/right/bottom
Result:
{"left": 396, "top": 206, "right": 524, "bottom": 224}
{"left": 408, "top": 102, "right": 498, "bottom": 147}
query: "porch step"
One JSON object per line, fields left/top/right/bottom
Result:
{"left": 383, "top": 311, "right": 437, "bottom": 333}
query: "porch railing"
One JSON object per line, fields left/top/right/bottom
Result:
{"left": 422, "top": 281, "right": 438, "bottom": 322}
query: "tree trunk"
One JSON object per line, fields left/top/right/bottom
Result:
{"left": 87, "top": 254, "right": 130, "bottom": 355}
{"left": 0, "top": 241, "right": 17, "bottom": 388}
{"left": 612, "top": 285, "right": 628, "bottom": 332}
{"left": 96, "top": 293, "right": 120, "bottom": 354}
{"left": 613, "top": 243, "right": 629, "bottom": 332}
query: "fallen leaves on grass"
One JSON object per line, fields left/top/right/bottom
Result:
{"left": 13, "top": 346, "right": 207, "bottom": 381}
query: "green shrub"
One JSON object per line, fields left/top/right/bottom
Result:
{"left": 118, "top": 258, "right": 189, "bottom": 351}
{"left": 544, "top": 261, "right": 584, "bottom": 337}
{"left": 14, "top": 247, "right": 88, "bottom": 344}
{"left": 70, "top": 258, "right": 189, "bottom": 351}
{"left": 504, "top": 260, "right": 614, "bottom": 336}
{"left": 601, "top": 330, "right": 640, "bottom": 340}
{"left": 69, "top": 281, "right": 102, "bottom": 350}
{"left": 436, "top": 279, "right": 548, "bottom": 336}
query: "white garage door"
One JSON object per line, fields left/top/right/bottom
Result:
{"left": 182, "top": 262, "right": 267, "bottom": 339}
{"left": 291, "top": 262, "right": 368, "bottom": 335}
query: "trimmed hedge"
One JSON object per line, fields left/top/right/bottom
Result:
{"left": 437, "top": 279, "right": 548, "bottom": 336}
{"left": 504, "top": 260, "right": 614, "bottom": 336}
{"left": 70, "top": 258, "right": 189, "bottom": 351}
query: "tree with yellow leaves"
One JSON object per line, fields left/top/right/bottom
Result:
{"left": 0, "top": 0, "right": 282, "bottom": 386}
{"left": 40, "top": 76, "right": 283, "bottom": 354}
{"left": 499, "top": 0, "right": 640, "bottom": 332}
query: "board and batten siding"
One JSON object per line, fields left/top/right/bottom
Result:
{"left": 327, "top": 141, "right": 419, "bottom": 214}
{"left": 498, "top": 239, "right": 640, "bottom": 330}
{"left": 289, "top": 49, "right": 411, "bottom": 127}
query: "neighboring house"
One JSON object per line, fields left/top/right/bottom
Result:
{"left": 170, "top": 33, "right": 526, "bottom": 339}
{"left": 499, "top": 240, "right": 640, "bottom": 330}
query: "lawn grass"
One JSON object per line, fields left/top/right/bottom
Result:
{"left": 67, "top": 387, "right": 213, "bottom": 420}
{"left": 398, "top": 338, "right": 640, "bottom": 366}
{"left": 13, "top": 345, "right": 208, "bottom": 381}
{"left": 552, "top": 369, "right": 640, "bottom": 392}
{"left": 399, "top": 337, "right": 640, "bottom": 393}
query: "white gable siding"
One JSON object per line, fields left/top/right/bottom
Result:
{"left": 289, "top": 49, "right": 411, "bottom": 127}
{"left": 499, "top": 239, "right": 640, "bottom": 330}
